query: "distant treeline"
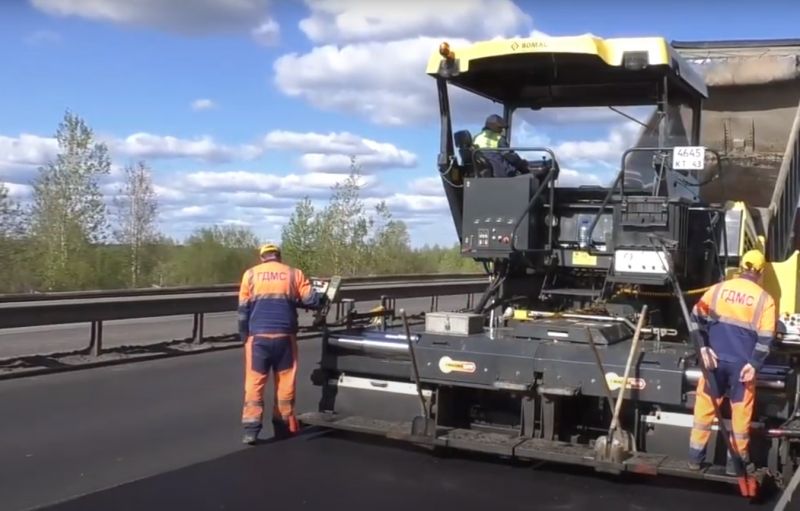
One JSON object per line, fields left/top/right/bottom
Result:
{"left": 0, "top": 111, "right": 478, "bottom": 294}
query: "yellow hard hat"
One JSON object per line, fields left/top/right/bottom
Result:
{"left": 740, "top": 249, "right": 766, "bottom": 273}
{"left": 259, "top": 243, "right": 280, "bottom": 256}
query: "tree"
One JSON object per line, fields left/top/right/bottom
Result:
{"left": 113, "top": 161, "right": 159, "bottom": 287}
{"left": 281, "top": 197, "right": 319, "bottom": 275}
{"left": 367, "top": 201, "right": 412, "bottom": 274}
{"left": 315, "top": 157, "right": 372, "bottom": 275}
{"left": 28, "top": 110, "right": 111, "bottom": 290}
{"left": 0, "top": 182, "right": 33, "bottom": 292}
{"left": 0, "top": 182, "right": 21, "bottom": 237}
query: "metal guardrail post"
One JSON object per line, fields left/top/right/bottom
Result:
{"left": 192, "top": 313, "right": 205, "bottom": 344}
{"left": 90, "top": 321, "right": 103, "bottom": 357}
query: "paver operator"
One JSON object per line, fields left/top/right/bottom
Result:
{"left": 473, "top": 113, "right": 531, "bottom": 178}
{"left": 237, "top": 242, "right": 327, "bottom": 445}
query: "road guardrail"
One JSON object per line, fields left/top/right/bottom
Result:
{"left": 0, "top": 273, "right": 488, "bottom": 357}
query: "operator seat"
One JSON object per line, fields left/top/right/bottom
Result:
{"left": 454, "top": 130, "right": 492, "bottom": 177}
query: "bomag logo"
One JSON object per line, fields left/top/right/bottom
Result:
{"left": 438, "top": 356, "right": 477, "bottom": 374}
{"left": 605, "top": 372, "right": 646, "bottom": 391}
{"left": 510, "top": 40, "right": 546, "bottom": 51}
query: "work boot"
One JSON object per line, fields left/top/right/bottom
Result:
{"left": 242, "top": 431, "right": 258, "bottom": 445}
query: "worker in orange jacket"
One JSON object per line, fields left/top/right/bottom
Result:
{"left": 238, "top": 243, "right": 327, "bottom": 445}
{"left": 687, "top": 249, "right": 776, "bottom": 474}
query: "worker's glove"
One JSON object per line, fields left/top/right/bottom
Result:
{"left": 700, "top": 346, "right": 718, "bottom": 370}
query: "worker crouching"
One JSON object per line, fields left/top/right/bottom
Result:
{"left": 238, "top": 243, "right": 327, "bottom": 445}
{"left": 687, "top": 249, "right": 777, "bottom": 474}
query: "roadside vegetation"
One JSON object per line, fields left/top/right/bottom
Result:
{"left": 0, "top": 111, "right": 478, "bottom": 293}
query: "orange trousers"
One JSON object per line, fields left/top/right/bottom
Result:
{"left": 688, "top": 360, "right": 755, "bottom": 463}
{"left": 242, "top": 334, "right": 298, "bottom": 436}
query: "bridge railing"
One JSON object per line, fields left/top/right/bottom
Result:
{"left": 0, "top": 274, "right": 488, "bottom": 358}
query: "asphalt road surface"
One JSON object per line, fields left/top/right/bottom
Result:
{"left": 0, "top": 336, "right": 789, "bottom": 511}
{"left": 0, "top": 295, "right": 470, "bottom": 359}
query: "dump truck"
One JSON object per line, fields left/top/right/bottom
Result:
{"left": 298, "top": 35, "right": 800, "bottom": 499}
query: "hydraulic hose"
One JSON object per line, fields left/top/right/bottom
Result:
{"left": 472, "top": 276, "right": 503, "bottom": 314}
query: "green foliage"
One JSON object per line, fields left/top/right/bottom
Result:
{"left": 160, "top": 226, "right": 260, "bottom": 286}
{"left": 113, "top": 161, "right": 159, "bottom": 287}
{"left": 0, "top": 114, "right": 479, "bottom": 294}
{"left": 280, "top": 197, "right": 319, "bottom": 276}
{"left": 0, "top": 182, "right": 34, "bottom": 293}
{"left": 28, "top": 110, "right": 111, "bottom": 290}
{"left": 279, "top": 158, "right": 480, "bottom": 277}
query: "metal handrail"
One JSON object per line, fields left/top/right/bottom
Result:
{"left": 766, "top": 97, "right": 800, "bottom": 261}
{"left": 585, "top": 146, "right": 723, "bottom": 255}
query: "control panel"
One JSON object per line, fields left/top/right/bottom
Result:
{"left": 461, "top": 176, "right": 536, "bottom": 258}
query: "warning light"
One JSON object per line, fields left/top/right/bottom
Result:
{"left": 439, "top": 42, "right": 455, "bottom": 60}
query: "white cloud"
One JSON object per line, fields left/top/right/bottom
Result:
{"left": 0, "top": 134, "right": 59, "bottom": 168}
{"left": 31, "top": 0, "right": 277, "bottom": 36}
{"left": 252, "top": 17, "right": 280, "bottom": 46}
{"left": 0, "top": 134, "right": 59, "bottom": 183}
{"left": 0, "top": 128, "right": 416, "bottom": 188}
{"left": 0, "top": 131, "right": 266, "bottom": 177}
{"left": 371, "top": 193, "right": 449, "bottom": 213}
{"left": 152, "top": 184, "right": 187, "bottom": 203}
{"left": 274, "top": 36, "right": 467, "bottom": 126}
{"left": 179, "top": 170, "right": 378, "bottom": 197}
{"left": 112, "top": 133, "right": 263, "bottom": 163}
{"left": 264, "top": 130, "right": 417, "bottom": 172}
{"left": 554, "top": 123, "right": 643, "bottom": 169}
{"left": 191, "top": 98, "right": 217, "bottom": 111}
{"left": 409, "top": 177, "right": 444, "bottom": 196}
{"left": 556, "top": 168, "right": 603, "bottom": 187}
{"left": 514, "top": 120, "right": 643, "bottom": 165}
{"left": 298, "top": 0, "right": 531, "bottom": 44}
{"left": 168, "top": 205, "right": 212, "bottom": 220}
{"left": 275, "top": 0, "right": 539, "bottom": 126}
{"left": 4, "top": 183, "right": 33, "bottom": 200}
{"left": 276, "top": 5, "right": 647, "bottom": 129}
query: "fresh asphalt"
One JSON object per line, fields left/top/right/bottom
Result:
{"left": 0, "top": 294, "right": 791, "bottom": 510}
{"left": 1, "top": 343, "right": 787, "bottom": 510}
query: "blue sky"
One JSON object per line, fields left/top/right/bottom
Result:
{"left": 0, "top": 0, "right": 798, "bottom": 247}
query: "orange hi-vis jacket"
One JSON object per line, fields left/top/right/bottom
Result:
{"left": 691, "top": 275, "right": 777, "bottom": 370}
{"left": 237, "top": 260, "right": 320, "bottom": 339}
